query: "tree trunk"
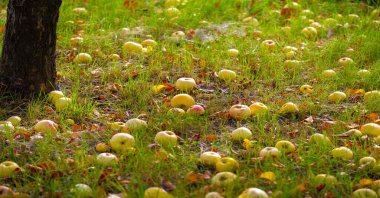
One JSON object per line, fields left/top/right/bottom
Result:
{"left": 0, "top": 0, "right": 62, "bottom": 94}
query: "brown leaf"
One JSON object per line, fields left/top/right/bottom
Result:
{"left": 71, "top": 124, "right": 83, "bottom": 132}
{"left": 161, "top": 180, "right": 176, "bottom": 192}
{"left": 184, "top": 172, "right": 204, "bottom": 184}
{"left": 316, "top": 184, "right": 325, "bottom": 191}
{"left": 124, "top": 0, "right": 137, "bottom": 9}
{"left": 131, "top": 71, "right": 139, "bottom": 79}
{"left": 366, "top": 113, "right": 379, "bottom": 121}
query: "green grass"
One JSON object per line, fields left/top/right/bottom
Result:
{"left": 0, "top": 0, "right": 380, "bottom": 197}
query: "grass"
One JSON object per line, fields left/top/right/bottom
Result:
{"left": 0, "top": 0, "right": 380, "bottom": 197}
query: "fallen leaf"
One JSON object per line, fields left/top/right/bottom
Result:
{"left": 206, "top": 135, "right": 218, "bottom": 141}
{"left": 260, "top": 171, "right": 276, "bottom": 182}
{"left": 152, "top": 85, "right": 166, "bottom": 94}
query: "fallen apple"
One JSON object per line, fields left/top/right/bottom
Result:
{"left": 144, "top": 187, "right": 173, "bottom": 198}
{"left": 95, "top": 142, "right": 110, "bottom": 152}
{"left": 54, "top": 97, "right": 72, "bottom": 111}
{"left": 359, "top": 156, "right": 376, "bottom": 167}
{"left": 34, "top": 120, "right": 58, "bottom": 133}
{"left": 186, "top": 105, "right": 205, "bottom": 115}
{"left": 352, "top": 188, "right": 377, "bottom": 198}
{"left": 175, "top": 77, "right": 197, "bottom": 91}
{"left": 6, "top": 116, "right": 21, "bottom": 127}
{"left": 110, "top": 54, "right": 121, "bottom": 61}
{"left": 215, "top": 157, "right": 239, "bottom": 172}
{"left": 154, "top": 131, "right": 178, "bottom": 147}
{"left": 237, "top": 187, "right": 268, "bottom": 198}
{"left": 314, "top": 174, "right": 337, "bottom": 186}
{"left": 96, "top": 153, "right": 118, "bottom": 166}
{"left": 200, "top": 151, "right": 221, "bottom": 166}
{"left": 70, "top": 184, "right": 93, "bottom": 197}
{"left": 357, "top": 70, "right": 371, "bottom": 77}
{"left": 211, "top": 171, "right": 237, "bottom": 187}
{"left": 124, "top": 118, "right": 148, "bottom": 131}
{"left": 364, "top": 91, "right": 380, "bottom": 102}
{"left": 279, "top": 102, "right": 299, "bottom": 114}
{"left": 70, "top": 36, "right": 83, "bottom": 47}
{"left": 324, "top": 18, "right": 338, "bottom": 29}
{"left": 282, "top": 46, "right": 298, "bottom": 53}
{"left": 328, "top": 91, "right": 347, "bottom": 103}
{"left": 109, "top": 133, "right": 135, "bottom": 153}
{"left": 167, "top": 108, "right": 186, "bottom": 115}
{"left": 301, "top": 26, "right": 318, "bottom": 40}
{"left": 309, "top": 133, "right": 332, "bottom": 146}
{"left": 275, "top": 140, "right": 296, "bottom": 154}
{"left": 331, "top": 146, "right": 353, "bottom": 161}
{"left": 360, "top": 123, "right": 380, "bottom": 136}
{"left": 142, "top": 39, "right": 157, "bottom": 47}
{"left": 74, "top": 53, "right": 92, "bottom": 64}
{"left": 375, "top": 136, "right": 380, "bottom": 145}
{"left": 338, "top": 57, "right": 354, "bottom": 66}
{"left": 110, "top": 122, "right": 125, "bottom": 131}
{"left": 249, "top": 102, "right": 268, "bottom": 116}
{"left": 170, "top": 94, "right": 195, "bottom": 109}
{"left": 205, "top": 192, "right": 223, "bottom": 198}
{"left": 259, "top": 147, "right": 281, "bottom": 159}
{"left": 166, "top": 7, "right": 180, "bottom": 17}
{"left": 217, "top": 69, "right": 237, "bottom": 82}
{"left": 229, "top": 104, "right": 251, "bottom": 120}
{"left": 227, "top": 49, "right": 239, "bottom": 58}
{"left": 72, "top": 7, "right": 87, "bottom": 15}
{"left": 0, "top": 121, "right": 15, "bottom": 132}
{"left": 284, "top": 60, "right": 301, "bottom": 68}
{"left": 231, "top": 127, "right": 252, "bottom": 141}
{"left": 348, "top": 14, "right": 360, "bottom": 23}
{"left": 123, "top": 41, "right": 143, "bottom": 54}
{"left": 171, "top": 31, "right": 186, "bottom": 40}
{"left": 261, "top": 39, "right": 276, "bottom": 50}
{"left": 0, "top": 161, "right": 20, "bottom": 178}
{"left": 300, "top": 84, "right": 313, "bottom": 94}
{"left": 321, "top": 69, "right": 337, "bottom": 78}
{"left": 242, "top": 17, "right": 259, "bottom": 26}
{"left": 48, "top": 90, "right": 65, "bottom": 104}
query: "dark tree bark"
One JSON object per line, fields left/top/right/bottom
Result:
{"left": 0, "top": 0, "right": 62, "bottom": 94}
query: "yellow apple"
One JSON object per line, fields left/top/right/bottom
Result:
{"left": 123, "top": 41, "right": 143, "bottom": 54}
{"left": 275, "top": 140, "right": 296, "bottom": 154}
{"left": 0, "top": 161, "right": 20, "bottom": 178}
{"left": 110, "top": 54, "right": 121, "bottom": 61}
{"left": 170, "top": 94, "right": 195, "bottom": 109}
{"left": 95, "top": 142, "right": 110, "bottom": 152}
{"left": 300, "top": 84, "right": 313, "bottom": 94}
{"left": 74, "top": 53, "right": 92, "bottom": 64}
{"left": 259, "top": 147, "right": 281, "bottom": 159}
{"left": 237, "top": 188, "right": 268, "bottom": 198}
{"left": 359, "top": 156, "right": 376, "bottom": 167}
{"left": 164, "top": 0, "right": 182, "bottom": 7}
{"left": 331, "top": 146, "right": 353, "bottom": 161}
{"left": 314, "top": 174, "right": 337, "bottom": 186}
{"left": 324, "top": 18, "right": 338, "bottom": 29}
{"left": 110, "top": 122, "right": 124, "bottom": 131}
{"left": 279, "top": 102, "right": 299, "bottom": 114}
{"left": 200, "top": 151, "right": 221, "bottom": 167}
{"left": 175, "top": 77, "right": 197, "bottom": 91}
{"left": 142, "top": 39, "right": 157, "bottom": 47}
{"left": 144, "top": 187, "right": 173, "bottom": 198}
{"left": 321, "top": 69, "right": 337, "bottom": 78}
{"left": 352, "top": 188, "right": 377, "bottom": 198}
{"left": 215, "top": 157, "right": 239, "bottom": 172}
{"left": 211, "top": 172, "right": 237, "bottom": 187}
{"left": 360, "top": 123, "right": 380, "bottom": 136}
{"left": 229, "top": 104, "right": 251, "bottom": 120}
{"left": 154, "top": 131, "right": 178, "bottom": 147}
{"left": 227, "top": 49, "right": 239, "bottom": 57}
{"left": 249, "top": 102, "right": 268, "bottom": 116}
{"left": 124, "top": 118, "right": 148, "bottom": 131}
{"left": 109, "top": 133, "right": 135, "bottom": 153}
{"left": 338, "top": 57, "right": 354, "bottom": 66}
{"left": 48, "top": 90, "right": 65, "bottom": 104}
{"left": 231, "top": 127, "right": 252, "bottom": 141}
{"left": 6, "top": 116, "right": 21, "bottom": 127}
{"left": 348, "top": 14, "right": 360, "bottom": 23}
{"left": 281, "top": 26, "right": 292, "bottom": 35}
{"left": 328, "top": 91, "right": 347, "bottom": 103}
{"left": 217, "top": 69, "right": 237, "bottom": 82}
{"left": 96, "top": 153, "right": 118, "bottom": 166}
{"left": 34, "top": 120, "right": 58, "bottom": 133}
{"left": 310, "top": 22, "right": 322, "bottom": 29}
{"left": 54, "top": 97, "right": 72, "bottom": 111}
{"left": 301, "top": 26, "right": 318, "bottom": 40}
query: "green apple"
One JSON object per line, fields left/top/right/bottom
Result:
{"left": 170, "top": 94, "right": 195, "bottom": 109}
{"left": 275, "top": 140, "right": 296, "bottom": 154}
{"left": 348, "top": 14, "right": 360, "bottom": 23}
{"left": 166, "top": 7, "right": 180, "bottom": 17}
{"left": 357, "top": 70, "right": 371, "bottom": 77}
{"left": 0, "top": 121, "right": 15, "bottom": 132}
{"left": 314, "top": 174, "right": 337, "bottom": 186}
{"left": 142, "top": 39, "right": 157, "bottom": 47}
{"left": 231, "top": 127, "right": 252, "bottom": 141}
{"left": 281, "top": 26, "right": 292, "bottom": 35}
{"left": 261, "top": 39, "right": 276, "bottom": 50}
{"left": 205, "top": 192, "right": 223, "bottom": 198}
{"left": 331, "top": 146, "right": 353, "bottom": 161}
{"left": 301, "top": 26, "right": 318, "bottom": 40}
{"left": 167, "top": 108, "right": 186, "bottom": 115}
{"left": 211, "top": 172, "right": 237, "bottom": 187}
{"left": 237, "top": 188, "right": 268, "bottom": 198}
{"left": 338, "top": 57, "right": 354, "bottom": 66}
{"left": 54, "top": 97, "right": 72, "bottom": 111}
{"left": 321, "top": 69, "right": 337, "bottom": 78}
{"left": 123, "top": 41, "right": 143, "bottom": 54}
{"left": 364, "top": 91, "right": 380, "bottom": 102}
{"left": 109, "top": 133, "right": 135, "bottom": 153}
{"left": 217, "top": 69, "right": 237, "bottom": 82}
{"left": 249, "top": 102, "right": 268, "bottom": 116}
{"left": 34, "top": 120, "right": 58, "bottom": 133}
{"left": 311, "top": 22, "right": 322, "bottom": 29}
{"left": 110, "top": 54, "right": 121, "bottom": 61}
{"left": 282, "top": 46, "right": 298, "bottom": 53}
{"left": 0, "top": 161, "right": 20, "bottom": 178}
{"left": 359, "top": 156, "right": 376, "bottom": 167}
{"left": 345, "top": 129, "right": 362, "bottom": 137}
{"left": 215, "top": 157, "right": 239, "bottom": 172}
{"left": 279, "top": 102, "right": 299, "bottom": 114}
{"left": 309, "top": 133, "right": 332, "bottom": 146}
{"left": 360, "top": 123, "right": 380, "bottom": 136}
{"left": 144, "top": 187, "right": 173, "bottom": 198}
{"left": 48, "top": 90, "right": 65, "bottom": 104}
{"left": 6, "top": 116, "right": 21, "bottom": 127}
{"left": 227, "top": 49, "right": 239, "bottom": 58}
{"left": 96, "top": 153, "right": 118, "bottom": 166}
{"left": 328, "top": 91, "right": 347, "bottom": 103}
{"left": 352, "top": 188, "right": 377, "bottom": 198}
{"left": 300, "top": 84, "right": 313, "bottom": 94}
{"left": 285, "top": 51, "right": 296, "bottom": 59}
{"left": 171, "top": 31, "right": 186, "bottom": 40}
{"left": 74, "top": 53, "right": 92, "bottom": 64}
{"left": 124, "top": 118, "right": 148, "bottom": 131}
{"left": 324, "top": 18, "right": 338, "bottom": 29}
{"left": 259, "top": 147, "right": 281, "bottom": 159}
{"left": 154, "top": 131, "right": 178, "bottom": 147}
{"left": 70, "top": 184, "right": 93, "bottom": 197}
{"left": 175, "top": 77, "right": 197, "bottom": 91}
{"left": 200, "top": 151, "right": 221, "bottom": 166}
{"left": 186, "top": 105, "right": 205, "bottom": 115}
{"left": 242, "top": 17, "right": 259, "bottom": 26}
{"left": 284, "top": 60, "right": 301, "bottom": 68}
{"left": 229, "top": 105, "right": 251, "bottom": 120}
